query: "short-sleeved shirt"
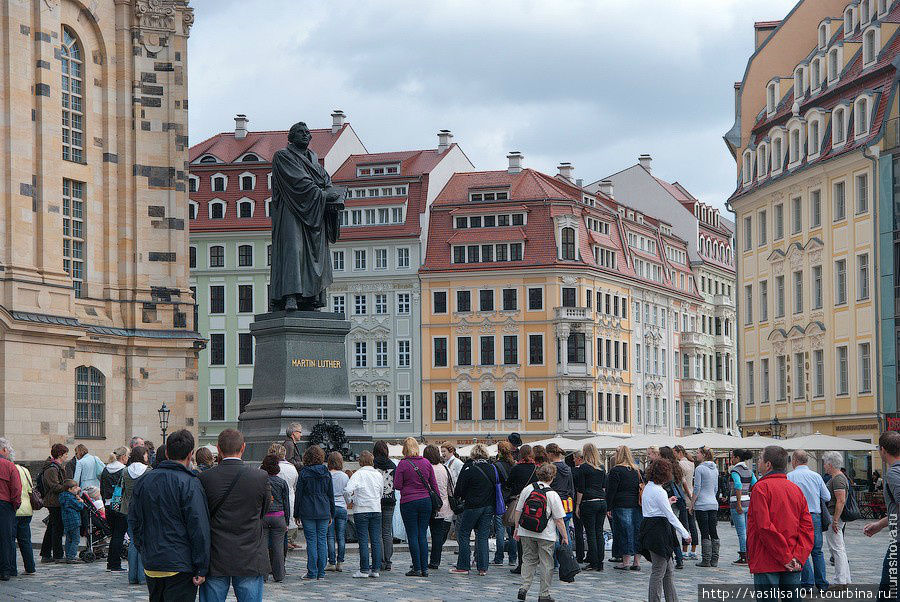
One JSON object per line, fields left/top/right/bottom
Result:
{"left": 515, "top": 481, "right": 565, "bottom": 542}
{"left": 331, "top": 470, "right": 350, "bottom": 509}
{"left": 825, "top": 472, "right": 849, "bottom": 514}
{"left": 884, "top": 461, "right": 900, "bottom": 538}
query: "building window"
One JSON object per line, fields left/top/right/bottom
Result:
{"left": 859, "top": 342, "right": 872, "bottom": 393}
{"left": 744, "top": 285, "right": 753, "bottom": 324}
{"left": 479, "top": 289, "right": 494, "bottom": 312}
{"left": 561, "top": 227, "right": 576, "bottom": 260}
{"left": 791, "top": 197, "right": 802, "bottom": 234}
{"left": 502, "top": 288, "right": 518, "bottom": 311}
{"left": 238, "top": 200, "right": 253, "bottom": 218}
{"left": 794, "top": 353, "right": 805, "bottom": 399}
{"left": 504, "top": 391, "right": 519, "bottom": 420}
{"left": 813, "top": 350, "right": 825, "bottom": 397}
{"left": 354, "top": 250, "right": 367, "bottom": 270}
{"left": 776, "top": 276, "right": 785, "bottom": 317}
{"left": 354, "top": 342, "right": 367, "bottom": 368}
{"left": 375, "top": 294, "right": 388, "bottom": 315}
{"left": 828, "top": 48, "right": 839, "bottom": 81}
{"left": 762, "top": 358, "right": 770, "bottom": 403}
{"left": 356, "top": 395, "right": 368, "bottom": 421}
{"left": 374, "top": 395, "right": 388, "bottom": 421}
{"left": 774, "top": 203, "right": 784, "bottom": 240}
{"left": 375, "top": 341, "right": 388, "bottom": 367}
{"left": 562, "top": 287, "right": 577, "bottom": 308}
{"left": 397, "top": 292, "right": 410, "bottom": 314}
{"left": 810, "top": 190, "right": 821, "bottom": 227}
{"left": 766, "top": 81, "right": 777, "bottom": 114}
{"left": 209, "top": 245, "right": 224, "bottom": 268}
{"left": 743, "top": 217, "right": 752, "bottom": 251}
{"left": 239, "top": 389, "right": 252, "bottom": 415}
{"left": 189, "top": 202, "right": 198, "bottom": 220}
{"left": 858, "top": 253, "right": 870, "bottom": 300}
{"left": 74, "top": 366, "right": 104, "bottom": 438}
{"left": 398, "top": 394, "right": 411, "bottom": 422}
{"left": 746, "top": 361, "right": 755, "bottom": 404}
{"left": 480, "top": 336, "right": 494, "bottom": 366}
{"left": 777, "top": 355, "right": 787, "bottom": 400}
{"left": 808, "top": 118, "right": 821, "bottom": 156}
{"left": 863, "top": 28, "right": 877, "bottom": 65}
{"left": 330, "top": 294, "right": 345, "bottom": 316}
{"left": 397, "top": 247, "right": 410, "bottom": 268}
{"left": 238, "top": 332, "right": 253, "bottom": 365}
{"left": 61, "top": 28, "right": 85, "bottom": 163}
{"left": 375, "top": 248, "right": 388, "bottom": 270}
{"left": 528, "top": 334, "right": 544, "bottom": 365}
{"left": 812, "top": 265, "right": 823, "bottom": 309}
{"left": 835, "top": 259, "right": 847, "bottom": 305}
{"left": 837, "top": 346, "right": 849, "bottom": 395}
{"left": 845, "top": 7, "right": 855, "bottom": 32}
{"left": 397, "top": 340, "right": 411, "bottom": 368}
{"left": 856, "top": 173, "right": 869, "bottom": 214}
{"left": 790, "top": 128, "right": 801, "bottom": 163}
{"left": 481, "top": 391, "right": 496, "bottom": 421}
{"left": 526, "top": 287, "right": 543, "bottom": 311}
{"left": 210, "top": 389, "right": 225, "bottom": 421}
{"left": 267, "top": 245, "right": 272, "bottom": 266}
{"left": 59, "top": 179, "right": 89, "bottom": 301}
{"left": 238, "top": 284, "right": 253, "bottom": 313}
{"left": 758, "top": 210, "right": 767, "bottom": 245}
{"left": 433, "top": 291, "right": 447, "bottom": 314}
{"left": 793, "top": 271, "right": 803, "bottom": 314}
{"left": 457, "top": 336, "right": 472, "bottom": 366}
{"left": 433, "top": 392, "right": 448, "bottom": 422}
{"left": 760, "top": 280, "right": 769, "bottom": 322}
{"left": 567, "top": 333, "right": 586, "bottom": 364}
{"left": 568, "top": 390, "right": 587, "bottom": 421}
{"left": 834, "top": 107, "right": 846, "bottom": 146}
{"left": 458, "top": 392, "right": 473, "bottom": 421}
{"left": 209, "top": 333, "right": 225, "bottom": 365}
{"left": 354, "top": 294, "right": 367, "bottom": 315}
{"left": 503, "top": 335, "right": 518, "bottom": 365}
{"left": 238, "top": 244, "right": 253, "bottom": 267}
{"left": 240, "top": 174, "right": 254, "bottom": 191}
{"left": 332, "top": 250, "right": 344, "bottom": 271}
{"left": 834, "top": 181, "right": 846, "bottom": 221}
{"left": 189, "top": 246, "right": 197, "bottom": 269}
{"left": 434, "top": 337, "right": 447, "bottom": 367}
{"left": 209, "top": 286, "right": 225, "bottom": 314}
{"left": 856, "top": 97, "right": 870, "bottom": 136}
{"left": 457, "top": 290, "right": 471, "bottom": 312}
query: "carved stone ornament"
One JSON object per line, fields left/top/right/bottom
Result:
{"left": 561, "top": 275, "right": 578, "bottom": 286}
{"left": 810, "top": 335, "right": 824, "bottom": 348}
{"left": 134, "top": 0, "right": 177, "bottom": 33}
{"left": 773, "top": 260, "right": 784, "bottom": 274}
{"left": 773, "top": 341, "right": 786, "bottom": 355}
{"left": 790, "top": 252, "right": 803, "bottom": 268}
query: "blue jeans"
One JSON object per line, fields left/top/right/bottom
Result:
{"left": 327, "top": 507, "right": 348, "bottom": 564}
{"left": 200, "top": 575, "right": 264, "bottom": 602}
{"left": 399, "top": 498, "right": 432, "bottom": 572}
{"left": 354, "top": 512, "right": 382, "bottom": 573}
{"left": 15, "top": 515, "right": 35, "bottom": 575}
{"left": 128, "top": 525, "right": 145, "bottom": 584}
{"left": 302, "top": 518, "right": 329, "bottom": 578}
{"left": 730, "top": 508, "right": 747, "bottom": 553}
{"left": 613, "top": 507, "right": 641, "bottom": 557}
{"left": 801, "top": 512, "right": 827, "bottom": 590}
{"left": 0, "top": 501, "right": 15, "bottom": 577}
{"left": 492, "top": 514, "right": 509, "bottom": 563}
{"left": 882, "top": 541, "right": 899, "bottom": 600}
{"left": 457, "top": 506, "right": 492, "bottom": 572}
{"left": 754, "top": 571, "right": 801, "bottom": 597}
{"left": 64, "top": 526, "right": 80, "bottom": 559}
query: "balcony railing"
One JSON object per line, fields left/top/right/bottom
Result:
{"left": 680, "top": 332, "right": 710, "bottom": 347}
{"left": 554, "top": 306, "right": 591, "bottom": 321}
{"left": 680, "top": 378, "right": 705, "bottom": 396}
{"left": 712, "top": 295, "right": 734, "bottom": 308}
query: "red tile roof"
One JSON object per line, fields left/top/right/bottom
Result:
{"left": 189, "top": 126, "right": 346, "bottom": 164}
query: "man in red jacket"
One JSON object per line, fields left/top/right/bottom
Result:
{"left": 747, "top": 445, "right": 813, "bottom": 596}
{"left": 0, "top": 438, "right": 22, "bottom": 581}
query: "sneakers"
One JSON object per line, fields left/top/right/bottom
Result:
{"left": 65, "top": 558, "right": 82, "bottom": 564}
{"left": 326, "top": 564, "right": 337, "bottom": 572}
{"left": 352, "top": 571, "right": 369, "bottom": 578}
{"left": 427, "top": 563, "right": 439, "bottom": 570}
{"left": 336, "top": 562, "right": 343, "bottom": 572}
{"left": 369, "top": 572, "right": 380, "bottom": 578}
{"left": 404, "top": 569, "right": 421, "bottom": 577}
{"left": 450, "top": 568, "right": 469, "bottom": 575}
{"left": 106, "top": 567, "right": 127, "bottom": 573}
{"left": 490, "top": 559, "right": 504, "bottom": 566}
{"left": 477, "top": 570, "right": 487, "bottom": 576}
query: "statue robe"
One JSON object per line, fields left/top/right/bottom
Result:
{"left": 269, "top": 144, "right": 340, "bottom": 305}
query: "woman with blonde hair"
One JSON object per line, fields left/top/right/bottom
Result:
{"left": 269, "top": 442, "right": 299, "bottom": 551}
{"left": 575, "top": 442, "right": 607, "bottom": 571}
{"left": 394, "top": 437, "right": 439, "bottom": 576}
{"left": 607, "top": 445, "right": 643, "bottom": 570}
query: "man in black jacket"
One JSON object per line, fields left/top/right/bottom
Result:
{"left": 128, "top": 429, "right": 210, "bottom": 601}
{"left": 546, "top": 443, "right": 575, "bottom": 554}
{"left": 199, "top": 429, "right": 270, "bottom": 602}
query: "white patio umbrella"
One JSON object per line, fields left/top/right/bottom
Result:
{"left": 527, "top": 436, "right": 582, "bottom": 451}
{"left": 677, "top": 432, "right": 746, "bottom": 450}
{"left": 387, "top": 444, "right": 404, "bottom": 458}
{"left": 781, "top": 432, "right": 877, "bottom": 452}
{"left": 457, "top": 443, "right": 498, "bottom": 457}
{"left": 739, "top": 434, "right": 782, "bottom": 450}
{"left": 620, "top": 433, "right": 679, "bottom": 450}
{"left": 580, "top": 435, "right": 632, "bottom": 451}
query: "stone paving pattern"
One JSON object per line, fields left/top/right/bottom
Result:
{"left": 1, "top": 522, "right": 888, "bottom": 601}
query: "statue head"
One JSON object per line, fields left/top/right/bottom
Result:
{"left": 288, "top": 122, "right": 312, "bottom": 150}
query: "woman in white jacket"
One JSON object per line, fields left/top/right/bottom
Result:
{"left": 639, "top": 460, "right": 691, "bottom": 602}
{"left": 344, "top": 451, "right": 385, "bottom": 579}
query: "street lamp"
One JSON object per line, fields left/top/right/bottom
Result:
{"left": 158, "top": 403, "right": 171, "bottom": 444}
{"left": 770, "top": 415, "right": 785, "bottom": 439}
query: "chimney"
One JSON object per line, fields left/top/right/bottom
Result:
{"left": 638, "top": 154, "right": 652, "bottom": 172}
{"left": 507, "top": 151, "right": 524, "bottom": 174}
{"left": 598, "top": 179, "right": 614, "bottom": 199}
{"left": 331, "top": 109, "right": 346, "bottom": 134}
{"left": 437, "top": 129, "right": 453, "bottom": 153}
{"left": 234, "top": 114, "right": 249, "bottom": 140}
{"left": 557, "top": 162, "right": 575, "bottom": 181}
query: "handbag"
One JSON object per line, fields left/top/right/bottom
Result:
{"left": 109, "top": 469, "right": 126, "bottom": 513}
{"left": 556, "top": 545, "right": 581, "bottom": 583}
{"left": 445, "top": 465, "right": 464, "bottom": 515}
{"left": 841, "top": 486, "right": 862, "bottom": 522}
{"left": 407, "top": 460, "right": 442, "bottom": 517}
{"left": 820, "top": 505, "right": 832, "bottom": 531}
{"left": 503, "top": 464, "right": 536, "bottom": 527}
{"left": 24, "top": 470, "right": 43, "bottom": 511}
{"left": 492, "top": 465, "right": 507, "bottom": 516}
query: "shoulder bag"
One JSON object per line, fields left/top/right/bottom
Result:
{"left": 492, "top": 465, "right": 507, "bottom": 516}
{"left": 841, "top": 483, "right": 862, "bottom": 523}
{"left": 407, "top": 460, "right": 442, "bottom": 517}
{"left": 503, "top": 464, "right": 535, "bottom": 527}
{"left": 109, "top": 469, "right": 126, "bottom": 512}
{"left": 446, "top": 465, "right": 464, "bottom": 515}
{"left": 210, "top": 469, "right": 244, "bottom": 521}
{"left": 24, "top": 470, "right": 43, "bottom": 511}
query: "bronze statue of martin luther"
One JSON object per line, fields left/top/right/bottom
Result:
{"left": 269, "top": 122, "right": 346, "bottom": 311}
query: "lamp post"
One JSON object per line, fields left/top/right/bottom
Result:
{"left": 770, "top": 415, "right": 785, "bottom": 439}
{"left": 158, "top": 403, "right": 171, "bottom": 444}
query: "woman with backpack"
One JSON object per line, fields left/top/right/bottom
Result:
{"left": 607, "top": 445, "right": 643, "bottom": 571}
{"left": 451, "top": 443, "right": 500, "bottom": 576}
{"left": 99, "top": 446, "right": 128, "bottom": 573}
{"left": 372, "top": 441, "right": 396, "bottom": 572}
{"left": 424, "top": 444, "right": 454, "bottom": 570}
{"left": 514, "top": 462, "right": 568, "bottom": 602}
{"left": 506, "top": 444, "right": 539, "bottom": 575}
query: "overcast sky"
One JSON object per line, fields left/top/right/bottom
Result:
{"left": 188, "top": 0, "right": 798, "bottom": 211}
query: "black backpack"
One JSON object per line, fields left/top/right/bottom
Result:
{"left": 518, "top": 484, "right": 551, "bottom": 533}
{"left": 841, "top": 486, "right": 862, "bottom": 522}
{"left": 34, "top": 466, "right": 48, "bottom": 497}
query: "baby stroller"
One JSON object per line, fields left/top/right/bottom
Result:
{"left": 79, "top": 492, "right": 111, "bottom": 562}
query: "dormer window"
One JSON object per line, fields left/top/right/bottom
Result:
{"left": 469, "top": 189, "right": 510, "bottom": 202}
{"left": 238, "top": 199, "right": 254, "bottom": 218}
{"left": 862, "top": 0, "right": 872, "bottom": 25}
{"left": 828, "top": 47, "right": 840, "bottom": 82}
{"left": 863, "top": 26, "right": 879, "bottom": 66}
{"left": 198, "top": 154, "right": 219, "bottom": 164}
{"left": 794, "top": 66, "right": 806, "bottom": 99}
{"left": 188, "top": 201, "right": 198, "bottom": 220}
{"left": 356, "top": 163, "right": 400, "bottom": 177}
{"left": 560, "top": 227, "right": 577, "bottom": 260}
{"left": 265, "top": 198, "right": 271, "bottom": 217}
{"left": 239, "top": 172, "right": 255, "bottom": 191}
{"left": 810, "top": 57, "right": 822, "bottom": 91}
{"left": 209, "top": 199, "right": 226, "bottom": 220}
{"left": 188, "top": 175, "right": 199, "bottom": 193}
{"left": 239, "top": 153, "right": 260, "bottom": 162}
{"left": 833, "top": 105, "right": 848, "bottom": 146}
{"left": 211, "top": 174, "right": 226, "bottom": 192}
{"left": 808, "top": 116, "right": 822, "bottom": 157}
{"left": 742, "top": 149, "right": 754, "bottom": 184}
{"left": 757, "top": 143, "right": 769, "bottom": 179}
{"left": 789, "top": 127, "right": 803, "bottom": 164}
{"left": 766, "top": 81, "right": 779, "bottom": 115}
{"left": 772, "top": 133, "right": 784, "bottom": 173}
{"left": 818, "top": 22, "right": 829, "bottom": 49}
{"left": 855, "top": 96, "right": 872, "bottom": 137}
{"left": 845, "top": 6, "right": 855, "bottom": 32}
{"left": 879, "top": 0, "right": 888, "bottom": 16}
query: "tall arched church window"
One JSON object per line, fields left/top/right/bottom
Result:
{"left": 62, "top": 27, "right": 85, "bottom": 163}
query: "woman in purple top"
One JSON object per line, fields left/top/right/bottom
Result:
{"left": 394, "top": 437, "right": 439, "bottom": 577}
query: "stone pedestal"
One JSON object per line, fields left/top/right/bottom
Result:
{"left": 238, "top": 311, "right": 370, "bottom": 460}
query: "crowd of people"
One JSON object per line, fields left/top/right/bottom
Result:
{"left": 0, "top": 428, "right": 899, "bottom": 601}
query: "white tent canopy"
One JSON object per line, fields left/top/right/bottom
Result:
{"left": 678, "top": 432, "right": 746, "bottom": 450}
{"left": 457, "top": 443, "right": 498, "bottom": 457}
{"left": 526, "top": 436, "right": 583, "bottom": 451}
{"left": 580, "top": 435, "right": 633, "bottom": 451}
{"left": 387, "top": 444, "right": 404, "bottom": 458}
{"left": 780, "top": 432, "right": 877, "bottom": 451}
{"left": 620, "top": 434, "right": 679, "bottom": 450}
{"left": 739, "top": 435, "right": 783, "bottom": 450}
